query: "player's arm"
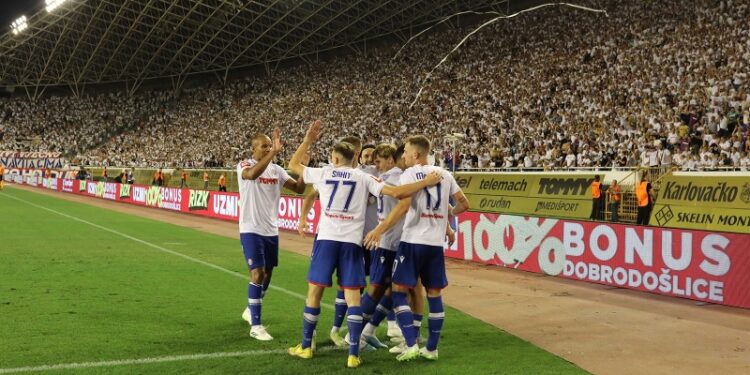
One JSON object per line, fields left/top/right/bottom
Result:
{"left": 363, "top": 197, "right": 410, "bottom": 250}
{"left": 289, "top": 120, "right": 321, "bottom": 177}
{"left": 242, "top": 127, "right": 283, "bottom": 180}
{"left": 449, "top": 191, "right": 469, "bottom": 216}
{"left": 297, "top": 189, "right": 319, "bottom": 236}
{"left": 445, "top": 221, "right": 455, "bottom": 246}
{"left": 380, "top": 171, "right": 441, "bottom": 199}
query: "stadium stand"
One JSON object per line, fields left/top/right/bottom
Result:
{"left": 1, "top": 0, "right": 749, "bottom": 172}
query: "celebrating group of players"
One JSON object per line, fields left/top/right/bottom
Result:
{"left": 235, "top": 120, "right": 469, "bottom": 368}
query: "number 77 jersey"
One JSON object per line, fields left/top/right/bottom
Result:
{"left": 400, "top": 165, "right": 460, "bottom": 247}
{"left": 303, "top": 166, "right": 385, "bottom": 245}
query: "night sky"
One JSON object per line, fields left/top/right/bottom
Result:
{"left": 0, "top": 1, "right": 44, "bottom": 32}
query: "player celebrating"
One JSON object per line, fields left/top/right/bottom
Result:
{"left": 357, "top": 143, "right": 404, "bottom": 349}
{"left": 286, "top": 121, "right": 441, "bottom": 368}
{"left": 238, "top": 128, "right": 306, "bottom": 341}
{"left": 364, "top": 135, "right": 469, "bottom": 361}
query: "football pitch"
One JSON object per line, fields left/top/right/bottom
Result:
{"left": 0, "top": 187, "right": 586, "bottom": 374}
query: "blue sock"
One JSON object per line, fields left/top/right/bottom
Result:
{"left": 302, "top": 306, "right": 320, "bottom": 349}
{"left": 248, "top": 282, "right": 262, "bottom": 326}
{"left": 426, "top": 296, "right": 444, "bottom": 351}
{"left": 332, "top": 290, "right": 347, "bottom": 331}
{"left": 360, "top": 293, "right": 377, "bottom": 325}
{"left": 392, "top": 292, "right": 417, "bottom": 347}
{"left": 387, "top": 309, "right": 396, "bottom": 323}
{"left": 370, "top": 296, "right": 393, "bottom": 327}
{"left": 260, "top": 278, "right": 271, "bottom": 299}
{"left": 346, "top": 306, "right": 363, "bottom": 356}
{"left": 413, "top": 313, "right": 423, "bottom": 341}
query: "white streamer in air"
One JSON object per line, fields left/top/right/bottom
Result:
{"left": 397, "top": 2, "right": 608, "bottom": 109}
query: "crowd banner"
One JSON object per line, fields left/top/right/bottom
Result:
{"left": 455, "top": 172, "right": 597, "bottom": 219}
{"left": 652, "top": 173, "right": 750, "bottom": 234}
{"left": 447, "top": 211, "right": 750, "bottom": 309}
{"left": 0, "top": 151, "right": 65, "bottom": 170}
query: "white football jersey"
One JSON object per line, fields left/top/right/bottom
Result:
{"left": 377, "top": 167, "right": 404, "bottom": 251}
{"left": 304, "top": 165, "right": 384, "bottom": 245}
{"left": 400, "top": 164, "right": 459, "bottom": 247}
{"left": 358, "top": 164, "right": 380, "bottom": 235}
{"left": 237, "top": 159, "right": 291, "bottom": 236}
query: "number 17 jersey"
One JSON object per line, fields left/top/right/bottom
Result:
{"left": 400, "top": 165, "right": 459, "bottom": 247}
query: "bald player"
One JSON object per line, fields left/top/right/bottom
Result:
{"left": 238, "top": 128, "right": 307, "bottom": 341}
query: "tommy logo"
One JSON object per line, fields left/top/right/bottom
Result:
{"left": 399, "top": 256, "right": 405, "bottom": 263}
{"left": 380, "top": 256, "right": 385, "bottom": 264}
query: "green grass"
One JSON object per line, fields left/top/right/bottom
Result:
{"left": 0, "top": 187, "right": 586, "bottom": 374}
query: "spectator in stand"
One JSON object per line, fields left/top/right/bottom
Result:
{"left": 0, "top": 0, "right": 747, "bottom": 172}
{"left": 102, "top": 167, "right": 108, "bottom": 182}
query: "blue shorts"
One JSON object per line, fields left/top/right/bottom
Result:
{"left": 240, "top": 233, "right": 279, "bottom": 270}
{"left": 369, "top": 248, "right": 396, "bottom": 288}
{"left": 307, "top": 240, "right": 366, "bottom": 289}
{"left": 392, "top": 242, "right": 448, "bottom": 290}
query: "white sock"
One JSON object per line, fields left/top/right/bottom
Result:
{"left": 362, "top": 323, "right": 376, "bottom": 337}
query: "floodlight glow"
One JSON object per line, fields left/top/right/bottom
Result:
{"left": 46, "top": 0, "right": 68, "bottom": 13}
{"left": 11, "top": 16, "right": 28, "bottom": 35}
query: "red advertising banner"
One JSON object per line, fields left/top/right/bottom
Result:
{"left": 13, "top": 178, "right": 750, "bottom": 309}
{"left": 14, "top": 178, "right": 321, "bottom": 235}
{"left": 448, "top": 212, "right": 750, "bottom": 309}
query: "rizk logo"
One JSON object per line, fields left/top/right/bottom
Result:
{"left": 120, "top": 184, "right": 131, "bottom": 198}
{"left": 189, "top": 190, "right": 209, "bottom": 210}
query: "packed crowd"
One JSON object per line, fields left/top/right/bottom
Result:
{"left": 0, "top": 0, "right": 749, "bottom": 171}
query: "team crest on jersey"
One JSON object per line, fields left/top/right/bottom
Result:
{"left": 380, "top": 256, "right": 385, "bottom": 264}
{"left": 399, "top": 256, "right": 405, "bottom": 263}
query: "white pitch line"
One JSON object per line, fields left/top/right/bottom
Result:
{"left": 0, "top": 347, "right": 338, "bottom": 374}
{"left": 0, "top": 192, "right": 331, "bottom": 309}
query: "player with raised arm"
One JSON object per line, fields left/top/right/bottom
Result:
{"left": 286, "top": 121, "right": 440, "bottom": 368}
{"left": 238, "top": 128, "right": 307, "bottom": 341}
{"left": 364, "top": 135, "right": 470, "bottom": 361}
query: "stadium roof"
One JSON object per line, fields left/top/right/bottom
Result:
{"left": 0, "top": 0, "right": 506, "bottom": 96}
